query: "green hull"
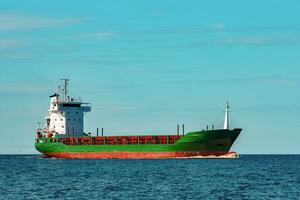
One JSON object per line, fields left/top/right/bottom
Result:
{"left": 35, "top": 129, "right": 241, "bottom": 158}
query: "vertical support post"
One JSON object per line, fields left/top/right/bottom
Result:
{"left": 67, "top": 128, "right": 70, "bottom": 138}
{"left": 182, "top": 124, "right": 185, "bottom": 135}
{"left": 223, "top": 102, "right": 230, "bottom": 130}
{"left": 90, "top": 132, "right": 92, "bottom": 145}
{"left": 177, "top": 124, "right": 179, "bottom": 135}
{"left": 206, "top": 125, "right": 209, "bottom": 131}
{"left": 72, "top": 127, "right": 74, "bottom": 137}
{"left": 101, "top": 128, "right": 104, "bottom": 136}
{"left": 97, "top": 128, "right": 99, "bottom": 136}
{"left": 212, "top": 125, "right": 214, "bottom": 130}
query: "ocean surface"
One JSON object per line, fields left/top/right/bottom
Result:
{"left": 0, "top": 155, "right": 299, "bottom": 200}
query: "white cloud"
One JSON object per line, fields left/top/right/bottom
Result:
{"left": 86, "top": 32, "right": 119, "bottom": 40}
{"left": 0, "top": 38, "right": 17, "bottom": 47}
{"left": 213, "top": 35, "right": 300, "bottom": 46}
{"left": 211, "top": 23, "right": 226, "bottom": 30}
{"left": 0, "top": 12, "right": 84, "bottom": 30}
{"left": 216, "top": 36, "right": 268, "bottom": 45}
{"left": 0, "top": 82, "right": 50, "bottom": 94}
{"left": 259, "top": 78, "right": 295, "bottom": 87}
{"left": 148, "top": 10, "right": 167, "bottom": 17}
{"left": 82, "top": 23, "right": 226, "bottom": 39}
{"left": 164, "top": 76, "right": 298, "bottom": 88}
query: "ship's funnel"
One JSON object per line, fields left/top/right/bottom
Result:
{"left": 223, "top": 102, "right": 230, "bottom": 130}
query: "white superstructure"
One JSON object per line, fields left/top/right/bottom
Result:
{"left": 38, "top": 79, "right": 91, "bottom": 138}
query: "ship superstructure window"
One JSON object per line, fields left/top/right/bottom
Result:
{"left": 60, "top": 119, "right": 63, "bottom": 121}
{"left": 68, "top": 119, "right": 70, "bottom": 121}
{"left": 62, "top": 103, "right": 80, "bottom": 107}
{"left": 76, "top": 112, "right": 78, "bottom": 114}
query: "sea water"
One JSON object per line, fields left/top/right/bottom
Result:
{"left": 0, "top": 155, "right": 299, "bottom": 199}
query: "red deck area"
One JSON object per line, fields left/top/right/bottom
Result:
{"left": 45, "top": 135, "right": 182, "bottom": 145}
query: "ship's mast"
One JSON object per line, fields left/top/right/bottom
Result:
{"left": 58, "top": 85, "right": 61, "bottom": 101}
{"left": 223, "top": 102, "right": 230, "bottom": 130}
{"left": 61, "top": 78, "right": 69, "bottom": 101}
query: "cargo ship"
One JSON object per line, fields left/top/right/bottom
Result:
{"left": 35, "top": 79, "right": 242, "bottom": 159}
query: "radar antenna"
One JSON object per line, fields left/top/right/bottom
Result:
{"left": 60, "top": 79, "right": 69, "bottom": 101}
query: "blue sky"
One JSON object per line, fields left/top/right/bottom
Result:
{"left": 0, "top": 0, "right": 300, "bottom": 154}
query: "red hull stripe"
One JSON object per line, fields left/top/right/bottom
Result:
{"left": 44, "top": 151, "right": 237, "bottom": 159}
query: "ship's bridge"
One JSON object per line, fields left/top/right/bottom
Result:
{"left": 37, "top": 79, "right": 91, "bottom": 138}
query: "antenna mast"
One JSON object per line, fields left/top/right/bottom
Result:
{"left": 58, "top": 85, "right": 61, "bottom": 101}
{"left": 223, "top": 101, "right": 230, "bottom": 130}
{"left": 61, "top": 79, "right": 69, "bottom": 101}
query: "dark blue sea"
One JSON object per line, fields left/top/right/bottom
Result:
{"left": 0, "top": 155, "right": 299, "bottom": 200}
